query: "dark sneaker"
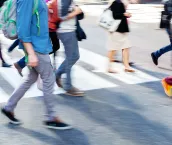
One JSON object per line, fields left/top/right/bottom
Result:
{"left": 1, "top": 108, "right": 22, "bottom": 125}
{"left": 44, "top": 120, "right": 72, "bottom": 130}
{"left": 151, "top": 52, "right": 158, "bottom": 65}
{"left": 2, "top": 63, "right": 11, "bottom": 68}
{"left": 66, "top": 87, "right": 84, "bottom": 97}
{"left": 56, "top": 77, "right": 63, "bottom": 88}
{"left": 14, "top": 63, "right": 23, "bottom": 77}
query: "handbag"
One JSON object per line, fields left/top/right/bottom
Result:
{"left": 98, "top": 8, "right": 121, "bottom": 32}
{"left": 75, "top": 12, "right": 86, "bottom": 41}
{"left": 160, "top": 11, "right": 170, "bottom": 29}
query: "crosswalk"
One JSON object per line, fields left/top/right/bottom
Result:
{"left": 0, "top": 35, "right": 160, "bottom": 104}
{"left": 82, "top": 4, "right": 163, "bottom": 23}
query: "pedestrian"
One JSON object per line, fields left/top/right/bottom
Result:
{"left": 151, "top": 0, "right": 172, "bottom": 66}
{"left": 107, "top": 0, "right": 135, "bottom": 73}
{"left": 55, "top": 0, "right": 85, "bottom": 96}
{"left": 1, "top": 0, "right": 71, "bottom": 130}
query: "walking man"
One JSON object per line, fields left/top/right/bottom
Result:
{"left": 56, "top": 0, "right": 84, "bottom": 96}
{"left": 1, "top": 0, "right": 71, "bottom": 130}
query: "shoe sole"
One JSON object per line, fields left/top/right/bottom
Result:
{"left": 65, "top": 92, "right": 85, "bottom": 97}
{"left": 45, "top": 125, "right": 73, "bottom": 130}
{"left": 9, "top": 121, "right": 23, "bottom": 125}
{"left": 124, "top": 69, "right": 135, "bottom": 73}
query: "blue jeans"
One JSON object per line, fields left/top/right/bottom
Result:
{"left": 56, "top": 32, "right": 80, "bottom": 90}
{"left": 8, "top": 39, "right": 19, "bottom": 52}
{"left": 154, "top": 29, "right": 172, "bottom": 58}
{"left": 17, "top": 57, "right": 26, "bottom": 69}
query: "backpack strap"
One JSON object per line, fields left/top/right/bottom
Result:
{"left": 4, "top": 0, "right": 13, "bottom": 22}
{"left": 33, "top": 0, "right": 40, "bottom": 35}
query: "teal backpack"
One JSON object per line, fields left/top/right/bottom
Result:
{"left": 0, "top": 0, "right": 40, "bottom": 40}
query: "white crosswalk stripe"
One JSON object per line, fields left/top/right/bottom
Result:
{"left": 0, "top": 34, "right": 160, "bottom": 103}
{"left": 81, "top": 4, "right": 163, "bottom": 23}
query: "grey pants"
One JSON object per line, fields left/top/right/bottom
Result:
{"left": 5, "top": 53, "right": 56, "bottom": 120}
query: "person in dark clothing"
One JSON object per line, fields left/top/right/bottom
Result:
{"left": 107, "top": 0, "right": 134, "bottom": 73}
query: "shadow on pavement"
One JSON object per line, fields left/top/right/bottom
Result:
{"left": 50, "top": 128, "right": 91, "bottom": 145}
{"left": 6, "top": 124, "right": 58, "bottom": 145}
{"left": 5, "top": 123, "right": 90, "bottom": 145}
{"left": 55, "top": 91, "right": 172, "bottom": 145}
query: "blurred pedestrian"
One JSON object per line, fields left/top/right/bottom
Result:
{"left": 151, "top": 0, "right": 172, "bottom": 66}
{"left": 55, "top": 0, "right": 85, "bottom": 96}
{"left": 107, "top": 0, "right": 135, "bottom": 73}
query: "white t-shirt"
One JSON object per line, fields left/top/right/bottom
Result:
{"left": 57, "top": 4, "right": 85, "bottom": 33}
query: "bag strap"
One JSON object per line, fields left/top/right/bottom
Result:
{"left": 33, "top": 0, "right": 40, "bottom": 35}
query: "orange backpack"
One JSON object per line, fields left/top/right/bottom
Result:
{"left": 47, "top": 0, "right": 61, "bottom": 31}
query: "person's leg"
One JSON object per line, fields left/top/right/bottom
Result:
{"left": 107, "top": 50, "right": 117, "bottom": 73}
{"left": 17, "top": 57, "right": 26, "bottom": 69}
{"left": 8, "top": 39, "right": 20, "bottom": 52}
{"left": 4, "top": 68, "right": 38, "bottom": 112}
{"left": 1, "top": 68, "right": 38, "bottom": 124}
{"left": 154, "top": 44, "right": 172, "bottom": 58}
{"left": 122, "top": 48, "right": 135, "bottom": 72}
{"left": 35, "top": 53, "right": 72, "bottom": 129}
{"left": 151, "top": 29, "right": 172, "bottom": 65}
{"left": 14, "top": 57, "right": 26, "bottom": 77}
{"left": 34, "top": 53, "right": 56, "bottom": 120}
{"left": 49, "top": 32, "right": 60, "bottom": 54}
{"left": 56, "top": 32, "right": 80, "bottom": 91}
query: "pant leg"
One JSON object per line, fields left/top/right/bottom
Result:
{"left": 17, "top": 57, "right": 26, "bottom": 69}
{"left": 56, "top": 32, "right": 80, "bottom": 90}
{"left": 154, "top": 44, "right": 172, "bottom": 58}
{"left": 154, "top": 29, "right": 172, "bottom": 58}
{"left": 49, "top": 32, "right": 60, "bottom": 54}
{"left": 8, "top": 39, "right": 19, "bottom": 52}
{"left": 5, "top": 68, "right": 38, "bottom": 112}
{"left": 34, "top": 53, "right": 56, "bottom": 120}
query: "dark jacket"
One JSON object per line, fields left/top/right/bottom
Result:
{"left": 110, "top": 1, "right": 129, "bottom": 33}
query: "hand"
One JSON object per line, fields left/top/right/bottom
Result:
{"left": 28, "top": 54, "right": 38, "bottom": 67}
{"left": 49, "top": 9, "right": 53, "bottom": 13}
{"left": 124, "top": 12, "right": 132, "bottom": 18}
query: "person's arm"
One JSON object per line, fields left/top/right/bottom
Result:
{"left": 17, "top": 0, "right": 38, "bottom": 67}
{"left": 65, "top": 6, "right": 82, "bottom": 20}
